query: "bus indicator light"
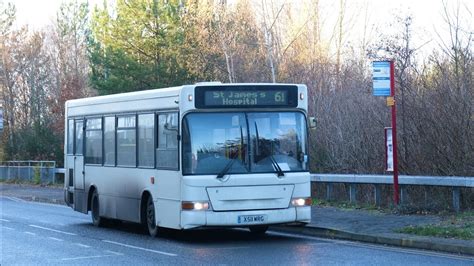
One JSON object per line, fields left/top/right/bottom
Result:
{"left": 182, "top": 201, "right": 209, "bottom": 211}
{"left": 150, "top": 176, "right": 155, "bottom": 184}
{"left": 291, "top": 197, "right": 312, "bottom": 207}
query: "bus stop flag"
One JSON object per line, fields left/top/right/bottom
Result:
{"left": 372, "top": 61, "right": 391, "bottom": 96}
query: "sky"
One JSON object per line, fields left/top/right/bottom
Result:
{"left": 8, "top": 0, "right": 473, "bottom": 59}
{"left": 11, "top": 0, "right": 101, "bottom": 27}
{"left": 11, "top": 0, "right": 472, "bottom": 30}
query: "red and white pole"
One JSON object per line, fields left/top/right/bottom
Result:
{"left": 390, "top": 60, "right": 399, "bottom": 205}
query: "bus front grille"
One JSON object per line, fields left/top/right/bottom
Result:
{"left": 206, "top": 185, "right": 294, "bottom": 211}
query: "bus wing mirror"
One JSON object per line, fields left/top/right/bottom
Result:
{"left": 309, "top": 117, "right": 316, "bottom": 129}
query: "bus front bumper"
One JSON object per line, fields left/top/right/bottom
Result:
{"left": 180, "top": 206, "right": 311, "bottom": 229}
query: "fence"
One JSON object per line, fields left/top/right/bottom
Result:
{"left": 2, "top": 163, "right": 472, "bottom": 211}
{"left": 312, "top": 174, "right": 474, "bottom": 212}
{"left": 0, "top": 161, "right": 60, "bottom": 184}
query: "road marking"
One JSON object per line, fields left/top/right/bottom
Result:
{"left": 48, "top": 237, "right": 64, "bottom": 242}
{"left": 195, "top": 246, "right": 250, "bottom": 250}
{"left": 39, "top": 220, "right": 66, "bottom": 226}
{"left": 74, "top": 243, "right": 90, "bottom": 248}
{"left": 2, "top": 196, "right": 26, "bottom": 203}
{"left": 29, "top": 225, "right": 77, "bottom": 236}
{"left": 3, "top": 226, "right": 14, "bottom": 230}
{"left": 105, "top": 250, "right": 124, "bottom": 256}
{"left": 102, "top": 240, "right": 177, "bottom": 257}
{"left": 24, "top": 231, "right": 36, "bottom": 236}
{"left": 60, "top": 255, "right": 116, "bottom": 261}
{"left": 29, "top": 201, "right": 69, "bottom": 208}
{"left": 0, "top": 218, "right": 10, "bottom": 222}
{"left": 269, "top": 230, "right": 474, "bottom": 262}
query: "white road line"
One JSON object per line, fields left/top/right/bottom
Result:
{"left": 195, "top": 246, "right": 250, "bottom": 250}
{"left": 29, "top": 225, "right": 77, "bottom": 236}
{"left": 0, "top": 218, "right": 10, "bottom": 222}
{"left": 102, "top": 240, "right": 177, "bottom": 257}
{"left": 60, "top": 255, "right": 116, "bottom": 261}
{"left": 74, "top": 243, "right": 90, "bottom": 248}
{"left": 48, "top": 237, "right": 64, "bottom": 242}
{"left": 24, "top": 231, "right": 36, "bottom": 236}
{"left": 29, "top": 201, "right": 69, "bottom": 208}
{"left": 105, "top": 250, "right": 124, "bottom": 256}
{"left": 269, "top": 231, "right": 474, "bottom": 262}
{"left": 3, "top": 226, "right": 14, "bottom": 230}
{"left": 3, "top": 196, "right": 26, "bottom": 203}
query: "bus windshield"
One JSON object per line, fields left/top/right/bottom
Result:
{"left": 183, "top": 112, "right": 307, "bottom": 175}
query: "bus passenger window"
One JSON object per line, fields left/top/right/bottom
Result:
{"left": 138, "top": 114, "right": 154, "bottom": 167}
{"left": 75, "top": 120, "right": 84, "bottom": 155}
{"left": 67, "top": 119, "right": 74, "bottom": 154}
{"left": 104, "top": 116, "right": 116, "bottom": 166}
{"left": 156, "top": 113, "right": 178, "bottom": 169}
{"left": 117, "top": 115, "right": 137, "bottom": 166}
{"left": 85, "top": 118, "right": 103, "bottom": 164}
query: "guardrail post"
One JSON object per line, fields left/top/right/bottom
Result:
{"left": 400, "top": 185, "right": 407, "bottom": 205}
{"left": 349, "top": 183, "right": 356, "bottom": 203}
{"left": 29, "top": 161, "right": 32, "bottom": 182}
{"left": 452, "top": 187, "right": 460, "bottom": 213}
{"left": 374, "top": 185, "right": 382, "bottom": 206}
{"left": 326, "top": 183, "right": 333, "bottom": 201}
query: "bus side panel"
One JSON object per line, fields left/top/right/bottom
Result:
{"left": 85, "top": 166, "right": 143, "bottom": 223}
{"left": 154, "top": 170, "right": 181, "bottom": 229}
{"left": 73, "top": 189, "right": 87, "bottom": 214}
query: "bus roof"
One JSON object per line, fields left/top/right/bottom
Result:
{"left": 66, "top": 83, "right": 306, "bottom": 117}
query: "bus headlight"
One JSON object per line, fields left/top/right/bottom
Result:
{"left": 182, "top": 201, "right": 209, "bottom": 211}
{"left": 291, "top": 197, "right": 312, "bottom": 207}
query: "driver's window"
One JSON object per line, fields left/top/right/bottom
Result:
{"left": 156, "top": 112, "right": 178, "bottom": 169}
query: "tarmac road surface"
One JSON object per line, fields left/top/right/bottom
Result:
{"left": 1, "top": 196, "right": 473, "bottom": 265}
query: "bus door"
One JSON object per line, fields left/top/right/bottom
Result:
{"left": 73, "top": 119, "right": 87, "bottom": 213}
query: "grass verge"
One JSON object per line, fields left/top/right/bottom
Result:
{"left": 396, "top": 211, "right": 474, "bottom": 240}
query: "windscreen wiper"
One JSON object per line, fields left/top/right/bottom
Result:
{"left": 216, "top": 158, "right": 236, "bottom": 179}
{"left": 254, "top": 122, "right": 284, "bottom": 177}
{"left": 269, "top": 155, "right": 284, "bottom": 177}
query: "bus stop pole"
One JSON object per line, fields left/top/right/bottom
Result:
{"left": 390, "top": 60, "right": 400, "bottom": 205}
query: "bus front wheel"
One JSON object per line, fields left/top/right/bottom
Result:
{"left": 146, "top": 196, "right": 159, "bottom": 237}
{"left": 91, "top": 191, "right": 104, "bottom": 227}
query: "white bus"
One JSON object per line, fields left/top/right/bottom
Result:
{"left": 64, "top": 83, "right": 312, "bottom": 236}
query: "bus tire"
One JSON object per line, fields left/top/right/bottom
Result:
{"left": 91, "top": 190, "right": 105, "bottom": 227}
{"left": 249, "top": 225, "right": 268, "bottom": 235}
{"left": 146, "top": 196, "right": 159, "bottom": 237}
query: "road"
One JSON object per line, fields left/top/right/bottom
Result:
{"left": 1, "top": 196, "right": 472, "bottom": 265}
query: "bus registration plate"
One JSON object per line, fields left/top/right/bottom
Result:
{"left": 237, "top": 214, "right": 267, "bottom": 224}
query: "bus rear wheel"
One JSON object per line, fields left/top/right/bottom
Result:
{"left": 146, "top": 196, "right": 159, "bottom": 237}
{"left": 91, "top": 191, "right": 105, "bottom": 227}
{"left": 249, "top": 225, "right": 269, "bottom": 235}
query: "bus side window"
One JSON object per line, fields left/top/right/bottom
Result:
{"left": 85, "top": 118, "right": 103, "bottom": 165}
{"left": 138, "top": 114, "right": 155, "bottom": 167}
{"left": 67, "top": 119, "right": 74, "bottom": 154}
{"left": 117, "top": 115, "right": 137, "bottom": 167}
{"left": 156, "top": 113, "right": 178, "bottom": 169}
{"left": 104, "top": 116, "right": 116, "bottom": 166}
{"left": 75, "top": 120, "right": 84, "bottom": 155}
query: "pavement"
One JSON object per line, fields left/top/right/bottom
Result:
{"left": 1, "top": 182, "right": 473, "bottom": 256}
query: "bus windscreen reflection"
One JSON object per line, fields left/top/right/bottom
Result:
{"left": 183, "top": 112, "right": 307, "bottom": 175}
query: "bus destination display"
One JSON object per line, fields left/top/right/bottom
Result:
{"left": 196, "top": 85, "right": 298, "bottom": 108}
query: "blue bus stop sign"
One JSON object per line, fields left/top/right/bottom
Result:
{"left": 0, "top": 108, "right": 3, "bottom": 130}
{"left": 372, "top": 61, "right": 391, "bottom": 96}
